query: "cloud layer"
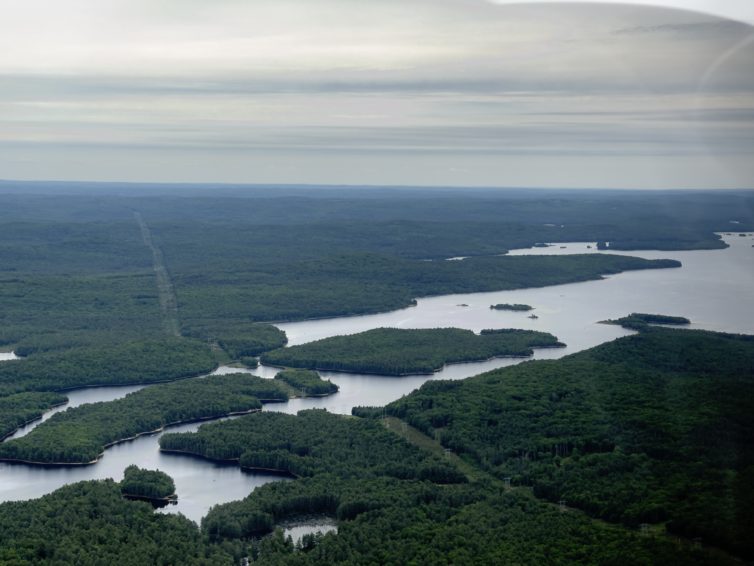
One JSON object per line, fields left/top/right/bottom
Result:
{"left": 1, "top": 0, "right": 752, "bottom": 188}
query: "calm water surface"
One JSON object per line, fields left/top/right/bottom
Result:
{"left": 2, "top": 233, "right": 752, "bottom": 522}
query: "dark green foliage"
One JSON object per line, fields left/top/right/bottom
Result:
{"left": 240, "top": 357, "right": 259, "bottom": 368}
{"left": 262, "top": 327, "right": 563, "bottom": 375}
{"left": 0, "top": 188, "right": 751, "bottom": 563}
{"left": 0, "top": 337, "right": 218, "bottom": 396}
{"left": 0, "top": 480, "right": 238, "bottom": 565}
{"left": 242, "top": 481, "right": 730, "bottom": 566}
{"left": 0, "top": 273, "right": 164, "bottom": 349}
{"left": 210, "top": 324, "right": 288, "bottom": 360}
{"left": 160, "top": 409, "right": 464, "bottom": 484}
{"left": 385, "top": 328, "right": 754, "bottom": 558}
{"left": 490, "top": 303, "right": 533, "bottom": 311}
{"left": 164, "top": 405, "right": 728, "bottom": 564}
{"left": 604, "top": 312, "right": 691, "bottom": 331}
{"left": 0, "top": 374, "right": 288, "bottom": 464}
{"left": 274, "top": 370, "right": 338, "bottom": 396}
{"left": 0, "top": 392, "right": 67, "bottom": 439}
{"left": 174, "top": 251, "right": 680, "bottom": 325}
{"left": 120, "top": 465, "right": 176, "bottom": 500}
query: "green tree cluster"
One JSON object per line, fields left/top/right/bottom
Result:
{"left": 274, "top": 370, "right": 338, "bottom": 396}
{"left": 383, "top": 327, "right": 754, "bottom": 558}
{"left": 0, "top": 374, "right": 288, "bottom": 464}
{"left": 120, "top": 465, "right": 176, "bottom": 500}
{"left": 262, "top": 327, "right": 563, "bottom": 375}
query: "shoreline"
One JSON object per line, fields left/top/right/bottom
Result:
{"left": 0, "top": 388, "right": 340, "bottom": 466}
{"left": 263, "top": 256, "right": 682, "bottom": 328}
{"left": 158, "top": 448, "right": 300, "bottom": 478}
{"left": 0, "top": 400, "right": 70, "bottom": 443}
{"left": 262, "top": 342, "right": 567, "bottom": 378}
{"left": 0, "top": 407, "right": 263, "bottom": 467}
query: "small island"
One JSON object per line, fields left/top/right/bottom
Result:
{"left": 602, "top": 313, "right": 691, "bottom": 331}
{"left": 490, "top": 303, "right": 533, "bottom": 312}
{"left": 274, "top": 369, "right": 339, "bottom": 397}
{"left": 260, "top": 327, "right": 564, "bottom": 376}
{"left": 120, "top": 465, "right": 177, "bottom": 506}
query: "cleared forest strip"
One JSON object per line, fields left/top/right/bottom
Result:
{"left": 134, "top": 212, "right": 180, "bottom": 336}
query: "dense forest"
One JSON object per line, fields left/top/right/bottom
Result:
{"left": 0, "top": 480, "right": 241, "bottom": 565}
{"left": 0, "top": 189, "right": 698, "bottom": 342}
{"left": 0, "top": 338, "right": 218, "bottom": 396}
{"left": 376, "top": 327, "right": 754, "bottom": 558}
{"left": 120, "top": 465, "right": 176, "bottom": 500}
{"left": 0, "top": 391, "right": 67, "bottom": 440}
{"left": 0, "top": 374, "right": 290, "bottom": 464}
{"left": 161, "top": 410, "right": 464, "bottom": 485}
{"left": 0, "top": 188, "right": 752, "bottom": 564}
{"left": 261, "top": 328, "right": 564, "bottom": 375}
{"left": 156, "top": 407, "right": 731, "bottom": 564}
{"left": 274, "top": 370, "right": 339, "bottom": 396}
{"left": 0, "top": 189, "right": 688, "bottom": 414}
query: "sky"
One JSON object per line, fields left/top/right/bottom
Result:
{"left": 0, "top": 0, "right": 753, "bottom": 189}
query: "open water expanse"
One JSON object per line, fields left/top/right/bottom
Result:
{"left": 1, "top": 233, "right": 752, "bottom": 523}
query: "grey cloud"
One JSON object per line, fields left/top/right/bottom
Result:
{"left": 4, "top": 119, "right": 750, "bottom": 158}
{"left": 613, "top": 20, "right": 751, "bottom": 37}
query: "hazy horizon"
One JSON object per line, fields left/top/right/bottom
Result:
{"left": 2, "top": 1, "right": 753, "bottom": 189}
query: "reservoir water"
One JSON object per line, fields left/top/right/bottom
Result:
{"left": 1, "top": 233, "right": 752, "bottom": 522}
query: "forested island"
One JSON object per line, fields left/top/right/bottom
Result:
{"left": 602, "top": 312, "right": 691, "bottom": 330}
{"left": 261, "top": 327, "right": 564, "bottom": 375}
{"left": 490, "top": 303, "right": 533, "bottom": 311}
{"left": 0, "top": 374, "right": 290, "bottom": 464}
{"left": 120, "top": 465, "right": 177, "bottom": 504}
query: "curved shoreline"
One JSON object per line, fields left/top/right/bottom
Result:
{"left": 159, "top": 448, "right": 299, "bottom": 478}
{"left": 53, "top": 364, "right": 221, "bottom": 393}
{"left": 0, "top": 408, "right": 263, "bottom": 467}
{"left": 0, "top": 366, "right": 222, "bottom": 443}
{"left": 0, "top": 400, "right": 69, "bottom": 443}
{"left": 262, "top": 257, "right": 682, "bottom": 327}
{"left": 262, "top": 343, "right": 567, "bottom": 378}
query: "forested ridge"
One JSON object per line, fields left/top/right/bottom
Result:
{"left": 378, "top": 327, "right": 754, "bottom": 558}
{"left": 157, "top": 405, "right": 732, "bottom": 564}
{"left": 261, "top": 328, "right": 563, "bottom": 375}
{"left": 160, "top": 409, "right": 464, "bottom": 484}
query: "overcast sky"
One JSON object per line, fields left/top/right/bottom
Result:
{"left": 1, "top": 0, "right": 753, "bottom": 189}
